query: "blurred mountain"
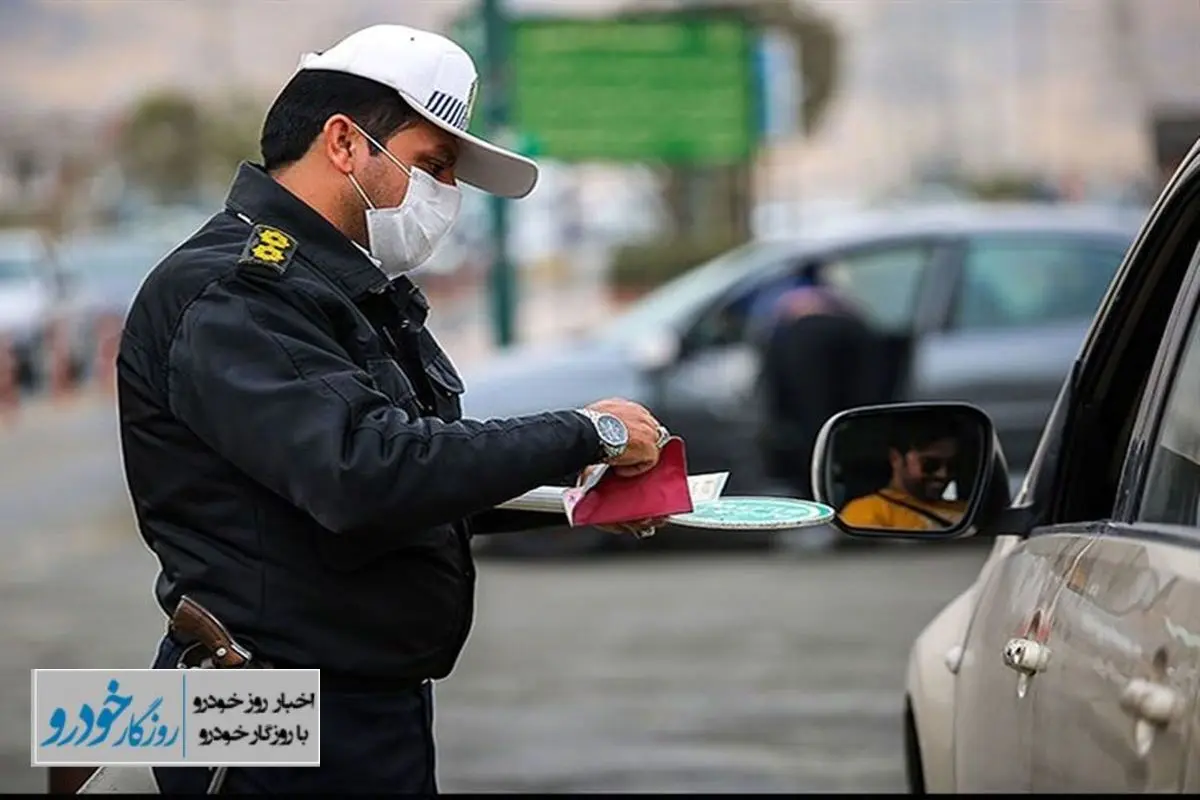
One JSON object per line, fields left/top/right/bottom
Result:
{"left": 0, "top": 0, "right": 466, "bottom": 119}
{"left": 2, "top": 0, "right": 1197, "bottom": 213}
{"left": 0, "top": 0, "right": 634, "bottom": 121}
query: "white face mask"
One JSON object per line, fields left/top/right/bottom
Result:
{"left": 347, "top": 123, "right": 462, "bottom": 278}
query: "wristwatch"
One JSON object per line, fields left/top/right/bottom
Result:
{"left": 576, "top": 408, "right": 629, "bottom": 462}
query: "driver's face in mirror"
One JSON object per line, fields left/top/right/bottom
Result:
{"left": 890, "top": 437, "right": 959, "bottom": 503}
{"left": 834, "top": 412, "right": 977, "bottom": 533}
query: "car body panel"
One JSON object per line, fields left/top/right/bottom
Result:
{"left": 905, "top": 581, "right": 974, "bottom": 794}
{"left": 950, "top": 531, "right": 1073, "bottom": 793}
{"left": 460, "top": 338, "right": 645, "bottom": 419}
{"left": 653, "top": 342, "right": 768, "bottom": 492}
{"left": 1029, "top": 527, "right": 1200, "bottom": 791}
{"left": 904, "top": 533, "right": 1020, "bottom": 793}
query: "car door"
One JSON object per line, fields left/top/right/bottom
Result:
{"left": 651, "top": 261, "right": 801, "bottom": 492}
{"left": 908, "top": 234, "right": 1130, "bottom": 475}
{"left": 1025, "top": 239, "right": 1200, "bottom": 792}
{"left": 654, "top": 239, "right": 939, "bottom": 492}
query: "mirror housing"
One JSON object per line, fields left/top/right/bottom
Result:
{"left": 811, "top": 401, "right": 1014, "bottom": 541}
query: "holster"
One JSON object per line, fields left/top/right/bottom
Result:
{"left": 173, "top": 640, "right": 274, "bottom": 670}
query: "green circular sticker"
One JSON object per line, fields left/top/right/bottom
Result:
{"left": 668, "top": 496, "right": 836, "bottom": 531}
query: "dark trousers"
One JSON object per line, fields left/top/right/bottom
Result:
{"left": 149, "top": 636, "right": 438, "bottom": 794}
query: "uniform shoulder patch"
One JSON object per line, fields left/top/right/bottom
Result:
{"left": 238, "top": 224, "right": 297, "bottom": 274}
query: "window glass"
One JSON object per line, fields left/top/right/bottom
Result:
{"left": 820, "top": 244, "right": 931, "bottom": 333}
{"left": 599, "top": 240, "right": 801, "bottom": 346}
{"left": 683, "top": 242, "right": 933, "bottom": 350}
{"left": 953, "top": 237, "right": 1127, "bottom": 331}
{"left": 0, "top": 257, "right": 37, "bottom": 282}
{"left": 1138, "top": 295, "right": 1200, "bottom": 526}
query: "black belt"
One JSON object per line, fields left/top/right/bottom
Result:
{"left": 165, "top": 632, "right": 429, "bottom": 694}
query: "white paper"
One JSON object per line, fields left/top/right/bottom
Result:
{"left": 495, "top": 472, "right": 730, "bottom": 517}
{"left": 687, "top": 471, "right": 729, "bottom": 505}
{"left": 495, "top": 484, "right": 569, "bottom": 514}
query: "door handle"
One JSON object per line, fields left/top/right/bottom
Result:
{"left": 944, "top": 644, "right": 964, "bottom": 675}
{"left": 1003, "top": 637, "right": 1051, "bottom": 674}
{"left": 1003, "top": 637, "right": 1050, "bottom": 698}
{"left": 1120, "top": 678, "right": 1185, "bottom": 758}
{"left": 1120, "top": 678, "right": 1184, "bottom": 724}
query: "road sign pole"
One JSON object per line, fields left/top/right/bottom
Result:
{"left": 482, "top": 0, "right": 515, "bottom": 348}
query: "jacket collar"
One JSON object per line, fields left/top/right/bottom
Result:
{"left": 223, "top": 162, "right": 429, "bottom": 318}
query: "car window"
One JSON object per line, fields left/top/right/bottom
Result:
{"left": 1137, "top": 289, "right": 1200, "bottom": 526}
{"left": 952, "top": 237, "right": 1127, "bottom": 331}
{"left": 0, "top": 256, "right": 37, "bottom": 282}
{"left": 820, "top": 244, "right": 931, "bottom": 333}
{"left": 599, "top": 240, "right": 802, "bottom": 346}
{"left": 682, "top": 242, "right": 932, "bottom": 350}
{"left": 682, "top": 268, "right": 811, "bottom": 351}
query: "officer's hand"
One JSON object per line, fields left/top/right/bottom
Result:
{"left": 584, "top": 398, "right": 665, "bottom": 477}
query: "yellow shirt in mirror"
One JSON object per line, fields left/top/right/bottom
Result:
{"left": 839, "top": 488, "right": 968, "bottom": 531}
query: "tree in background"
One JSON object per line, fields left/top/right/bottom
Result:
{"left": 115, "top": 89, "right": 264, "bottom": 207}
{"left": 116, "top": 90, "right": 205, "bottom": 205}
{"left": 200, "top": 93, "right": 265, "bottom": 188}
{"left": 614, "top": 0, "right": 841, "bottom": 294}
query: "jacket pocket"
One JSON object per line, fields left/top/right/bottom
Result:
{"left": 422, "top": 351, "right": 465, "bottom": 422}
{"left": 365, "top": 358, "right": 420, "bottom": 416}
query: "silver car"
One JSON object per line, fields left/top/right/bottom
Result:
{"left": 0, "top": 229, "right": 74, "bottom": 388}
{"left": 814, "top": 137, "right": 1200, "bottom": 791}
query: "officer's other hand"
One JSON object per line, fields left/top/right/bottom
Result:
{"left": 596, "top": 517, "right": 670, "bottom": 538}
{"left": 584, "top": 398, "right": 663, "bottom": 477}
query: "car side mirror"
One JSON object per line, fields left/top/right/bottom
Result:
{"left": 810, "top": 401, "right": 1014, "bottom": 541}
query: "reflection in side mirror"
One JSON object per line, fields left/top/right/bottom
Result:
{"left": 811, "top": 402, "right": 998, "bottom": 540}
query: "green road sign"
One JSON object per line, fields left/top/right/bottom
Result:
{"left": 510, "top": 15, "right": 758, "bottom": 165}
{"left": 447, "top": 7, "right": 488, "bottom": 137}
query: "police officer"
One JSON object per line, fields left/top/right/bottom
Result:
{"left": 119, "top": 24, "right": 668, "bottom": 794}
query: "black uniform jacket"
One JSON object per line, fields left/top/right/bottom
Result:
{"left": 117, "top": 163, "right": 600, "bottom": 686}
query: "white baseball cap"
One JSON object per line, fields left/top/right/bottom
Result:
{"left": 297, "top": 24, "right": 538, "bottom": 199}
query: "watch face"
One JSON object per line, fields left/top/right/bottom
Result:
{"left": 597, "top": 414, "right": 628, "bottom": 446}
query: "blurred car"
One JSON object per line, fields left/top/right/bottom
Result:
{"left": 56, "top": 235, "right": 167, "bottom": 318}
{"left": 0, "top": 229, "right": 68, "bottom": 387}
{"left": 460, "top": 202, "right": 1143, "bottom": 557}
{"left": 50, "top": 232, "right": 185, "bottom": 383}
{"left": 815, "top": 138, "right": 1200, "bottom": 792}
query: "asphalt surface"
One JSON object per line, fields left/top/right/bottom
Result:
{"left": 2, "top": 394, "right": 989, "bottom": 794}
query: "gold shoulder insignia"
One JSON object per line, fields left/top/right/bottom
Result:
{"left": 238, "top": 225, "right": 297, "bottom": 274}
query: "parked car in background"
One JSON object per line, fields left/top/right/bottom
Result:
{"left": 813, "top": 137, "right": 1200, "bottom": 793}
{"left": 51, "top": 231, "right": 187, "bottom": 382}
{"left": 460, "top": 203, "right": 1144, "bottom": 557}
{"left": 56, "top": 235, "right": 172, "bottom": 318}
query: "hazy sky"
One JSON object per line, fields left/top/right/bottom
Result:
{"left": 2, "top": 0, "right": 1196, "bottom": 198}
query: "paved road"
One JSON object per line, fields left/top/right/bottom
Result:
{"left": 2, "top": 395, "right": 989, "bottom": 793}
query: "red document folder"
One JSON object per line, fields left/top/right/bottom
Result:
{"left": 563, "top": 437, "right": 695, "bottom": 527}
